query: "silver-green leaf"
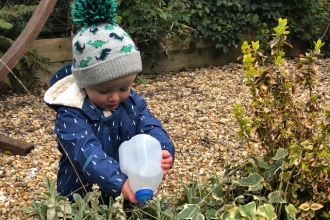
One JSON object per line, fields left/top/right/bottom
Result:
{"left": 177, "top": 204, "right": 204, "bottom": 220}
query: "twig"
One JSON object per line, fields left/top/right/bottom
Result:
{"left": 321, "top": 23, "right": 329, "bottom": 39}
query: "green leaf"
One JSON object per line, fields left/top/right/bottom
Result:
{"left": 20, "top": 207, "right": 36, "bottom": 213}
{"left": 252, "top": 195, "right": 267, "bottom": 201}
{"left": 177, "top": 204, "right": 204, "bottom": 220}
{"left": 212, "top": 183, "right": 224, "bottom": 200}
{"left": 300, "top": 139, "right": 313, "bottom": 150}
{"left": 249, "top": 182, "right": 263, "bottom": 191}
{"left": 268, "top": 191, "right": 286, "bottom": 204}
{"left": 236, "top": 173, "right": 264, "bottom": 186}
{"left": 0, "top": 18, "right": 13, "bottom": 29}
{"left": 326, "top": 116, "right": 330, "bottom": 123}
{"left": 46, "top": 200, "right": 55, "bottom": 208}
{"left": 73, "top": 193, "right": 84, "bottom": 207}
{"left": 39, "top": 205, "right": 48, "bottom": 220}
{"left": 322, "top": 210, "right": 330, "bottom": 218}
{"left": 280, "top": 171, "right": 292, "bottom": 182}
{"left": 251, "top": 41, "right": 259, "bottom": 51}
{"left": 285, "top": 204, "right": 299, "bottom": 220}
{"left": 239, "top": 202, "right": 256, "bottom": 219}
{"left": 123, "top": 8, "right": 132, "bottom": 17}
{"left": 43, "top": 192, "right": 52, "bottom": 198}
{"left": 314, "top": 39, "right": 325, "bottom": 52}
{"left": 272, "top": 148, "right": 288, "bottom": 160}
{"left": 256, "top": 158, "right": 270, "bottom": 169}
{"left": 47, "top": 207, "right": 56, "bottom": 220}
{"left": 127, "top": 13, "right": 138, "bottom": 26}
{"left": 205, "top": 209, "right": 217, "bottom": 219}
{"left": 182, "top": 14, "right": 190, "bottom": 23}
{"left": 159, "top": 12, "right": 168, "bottom": 20}
{"left": 182, "top": 182, "right": 194, "bottom": 204}
{"left": 289, "top": 145, "right": 302, "bottom": 165}
{"left": 45, "top": 176, "right": 51, "bottom": 190}
{"left": 115, "top": 15, "right": 122, "bottom": 23}
{"left": 162, "top": 209, "right": 174, "bottom": 218}
{"left": 59, "top": 200, "right": 72, "bottom": 214}
{"left": 220, "top": 206, "right": 240, "bottom": 219}
{"left": 257, "top": 204, "right": 277, "bottom": 220}
{"left": 251, "top": 4, "right": 258, "bottom": 10}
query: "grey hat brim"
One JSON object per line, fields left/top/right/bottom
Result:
{"left": 72, "top": 51, "right": 142, "bottom": 88}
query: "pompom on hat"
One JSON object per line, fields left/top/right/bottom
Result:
{"left": 71, "top": 0, "right": 142, "bottom": 88}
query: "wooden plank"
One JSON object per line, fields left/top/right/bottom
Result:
{"left": 30, "top": 37, "right": 73, "bottom": 62}
{"left": 0, "top": 134, "right": 34, "bottom": 156}
{"left": 142, "top": 47, "right": 241, "bottom": 73}
{"left": 165, "top": 37, "right": 216, "bottom": 51}
{"left": 35, "top": 61, "right": 71, "bottom": 86}
{"left": 0, "top": 0, "right": 58, "bottom": 81}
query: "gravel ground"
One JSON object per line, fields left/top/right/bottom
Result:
{"left": 0, "top": 58, "right": 329, "bottom": 219}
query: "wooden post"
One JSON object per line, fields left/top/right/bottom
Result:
{"left": 0, "top": 134, "right": 34, "bottom": 156}
{"left": 0, "top": 0, "right": 58, "bottom": 81}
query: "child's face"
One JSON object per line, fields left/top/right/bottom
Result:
{"left": 85, "top": 73, "right": 137, "bottom": 111}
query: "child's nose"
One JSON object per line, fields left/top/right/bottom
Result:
{"left": 108, "top": 93, "right": 119, "bottom": 102}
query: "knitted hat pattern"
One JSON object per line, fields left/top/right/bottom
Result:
{"left": 71, "top": 0, "right": 142, "bottom": 88}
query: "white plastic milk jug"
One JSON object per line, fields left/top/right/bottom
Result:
{"left": 119, "top": 134, "right": 163, "bottom": 202}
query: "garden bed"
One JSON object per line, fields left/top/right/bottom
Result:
{"left": 0, "top": 58, "right": 330, "bottom": 218}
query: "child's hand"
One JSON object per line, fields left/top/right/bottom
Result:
{"left": 121, "top": 179, "right": 139, "bottom": 204}
{"left": 161, "top": 150, "right": 173, "bottom": 178}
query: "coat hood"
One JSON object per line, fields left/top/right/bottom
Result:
{"left": 44, "top": 62, "right": 86, "bottom": 111}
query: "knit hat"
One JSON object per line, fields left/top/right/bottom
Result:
{"left": 71, "top": 0, "right": 142, "bottom": 88}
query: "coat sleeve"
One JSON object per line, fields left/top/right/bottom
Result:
{"left": 55, "top": 107, "right": 127, "bottom": 197}
{"left": 134, "top": 95, "right": 175, "bottom": 160}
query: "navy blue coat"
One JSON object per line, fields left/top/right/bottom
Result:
{"left": 44, "top": 62, "right": 175, "bottom": 203}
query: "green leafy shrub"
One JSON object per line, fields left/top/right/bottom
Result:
{"left": 231, "top": 18, "right": 330, "bottom": 219}
{"left": 22, "top": 177, "right": 130, "bottom": 220}
{"left": 177, "top": 0, "right": 329, "bottom": 55}
{"left": 116, "top": 0, "right": 189, "bottom": 71}
{"left": 116, "top": 0, "right": 330, "bottom": 62}
{"left": 168, "top": 17, "right": 330, "bottom": 220}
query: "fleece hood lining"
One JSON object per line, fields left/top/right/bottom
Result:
{"left": 44, "top": 75, "right": 86, "bottom": 109}
{"left": 44, "top": 74, "right": 113, "bottom": 117}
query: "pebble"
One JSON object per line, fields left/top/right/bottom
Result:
{"left": 14, "top": 182, "right": 27, "bottom": 187}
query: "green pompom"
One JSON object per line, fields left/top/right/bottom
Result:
{"left": 72, "top": 0, "right": 118, "bottom": 27}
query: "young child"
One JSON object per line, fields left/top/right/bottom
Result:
{"left": 44, "top": 0, "right": 175, "bottom": 204}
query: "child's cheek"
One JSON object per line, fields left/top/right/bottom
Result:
{"left": 89, "top": 94, "right": 107, "bottom": 107}
{"left": 119, "top": 91, "right": 131, "bottom": 103}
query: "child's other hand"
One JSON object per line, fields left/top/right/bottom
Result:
{"left": 161, "top": 150, "right": 173, "bottom": 178}
{"left": 121, "top": 179, "right": 139, "bottom": 204}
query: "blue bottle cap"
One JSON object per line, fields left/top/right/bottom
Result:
{"left": 135, "top": 189, "right": 154, "bottom": 202}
